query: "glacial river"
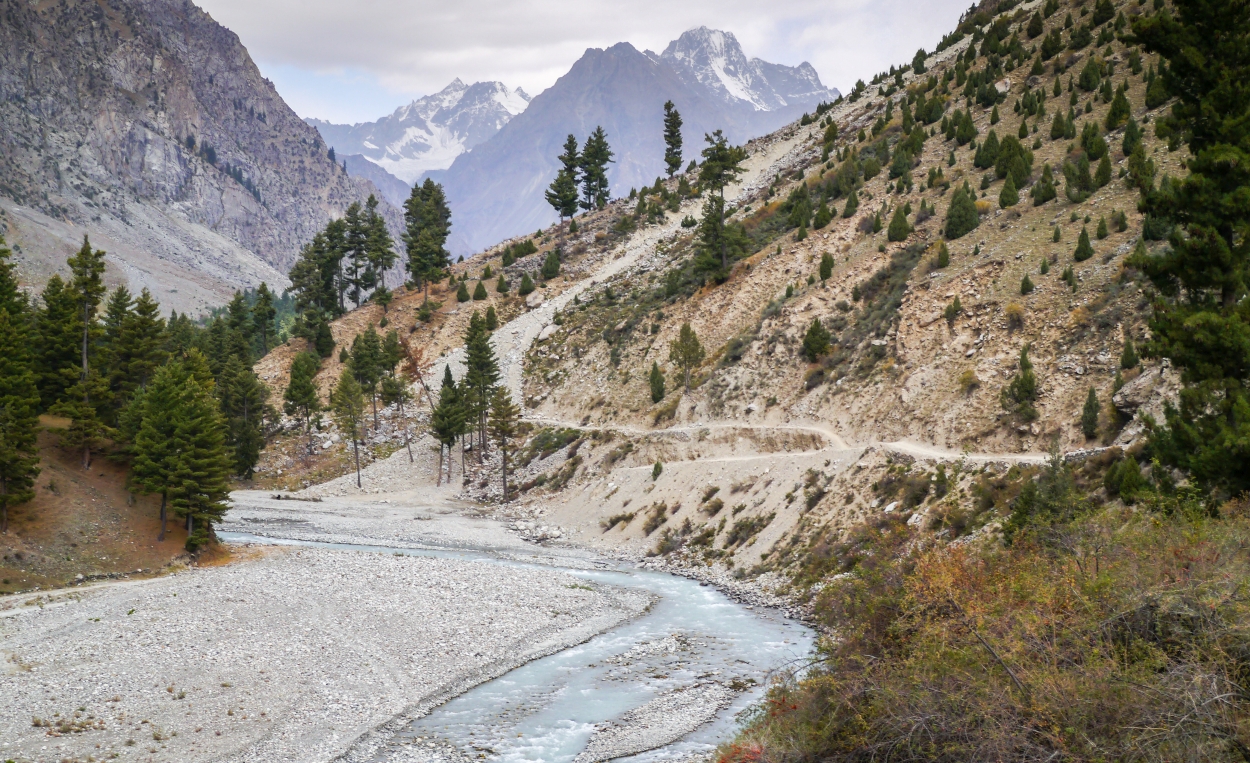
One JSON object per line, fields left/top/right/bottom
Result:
{"left": 219, "top": 532, "right": 814, "bottom": 763}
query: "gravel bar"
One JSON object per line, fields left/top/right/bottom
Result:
{"left": 0, "top": 546, "right": 651, "bottom": 763}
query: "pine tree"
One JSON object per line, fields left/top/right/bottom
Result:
{"left": 945, "top": 183, "right": 981, "bottom": 239}
{"left": 699, "top": 130, "right": 748, "bottom": 271}
{"left": 0, "top": 307, "right": 40, "bottom": 534}
{"left": 1000, "top": 344, "right": 1039, "bottom": 421}
{"left": 473, "top": 281, "right": 488, "bottom": 300}
{"left": 168, "top": 362, "right": 232, "bottom": 551}
{"left": 331, "top": 368, "right": 367, "bottom": 488}
{"left": 999, "top": 175, "right": 1020, "bottom": 208}
{"left": 1121, "top": 338, "right": 1139, "bottom": 369}
{"left": 887, "top": 206, "right": 911, "bottom": 242}
{"left": 430, "top": 367, "right": 464, "bottom": 485}
{"left": 217, "top": 357, "right": 269, "bottom": 478}
{"left": 350, "top": 326, "right": 384, "bottom": 428}
{"left": 518, "top": 273, "right": 535, "bottom": 296}
{"left": 819, "top": 252, "right": 834, "bottom": 282}
{"left": 579, "top": 127, "right": 615, "bottom": 211}
{"left": 1074, "top": 227, "right": 1094, "bottom": 261}
{"left": 50, "top": 237, "right": 109, "bottom": 467}
{"left": 842, "top": 191, "right": 859, "bottom": 218}
{"left": 1021, "top": 274, "right": 1035, "bottom": 294}
{"left": 402, "top": 179, "right": 452, "bottom": 300}
{"left": 496, "top": 274, "right": 509, "bottom": 294}
{"left": 488, "top": 385, "right": 521, "bottom": 501}
{"left": 541, "top": 250, "right": 561, "bottom": 280}
{"left": 545, "top": 169, "right": 579, "bottom": 224}
{"left": 663, "top": 101, "right": 684, "bottom": 177}
{"left": 801, "top": 318, "right": 832, "bottom": 361}
{"left": 284, "top": 350, "right": 322, "bottom": 457}
{"left": 252, "top": 283, "right": 277, "bottom": 355}
{"left": 463, "top": 311, "right": 500, "bottom": 459}
{"left": 456, "top": 281, "right": 471, "bottom": 302}
{"left": 649, "top": 361, "right": 665, "bottom": 403}
{"left": 485, "top": 306, "right": 499, "bottom": 332}
{"left": 669, "top": 323, "right": 705, "bottom": 391}
{"left": 936, "top": 241, "right": 951, "bottom": 268}
{"left": 1081, "top": 387, "right": 1100, "bottom": 439}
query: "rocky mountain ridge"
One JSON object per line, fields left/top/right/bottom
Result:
{"left": 307, "top": 79, "right": 531, "bottom": 191}
{"left": 0, "top": 0, "right": 396, "bottom": 314}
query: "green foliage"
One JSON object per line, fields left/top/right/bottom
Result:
{"left": 886, "top": 206, "right": 911, "bottom": 242}
{"left": 541, "top": 250, "right": 561, "bottom": 280}
{"left": 999, "top": 175, "right": 1019, "bottom": 208}
{"left": 579, "top": 127, "right": 615, "bottom": 211}
{"left": 1081, "top": 387, "right": 1100, "bottom": 438}
{"left": 1121, "top": 338, "right": 1139, "bottom": 370}
{"left": 0, "top": 304, "right": 40, "bottom": 533}
{"left": 1073, "top": 227, "right": 1094, "bottom": 261}
{"left": 663, "top": 101, "right": 683, "bottom": 177}
{"left": 936, "top": 241, "right": 950, "bottom": 269}
{"left": 802, "top": 318, "right": 832, "bottom": 362}
{"left": 1001, "top": 344, "right": 1039, "bottom": 420}
{"left": 456, "top": 281, "right": 471, "bottom": 303}
{"left": 488, "top": 386, "right": 522, "bottom": 500}
{"left": 472, "top": 281, "right": 488, "bottom": 301}
{"left": 331, "top": 368, "right": 367, "bottom": 488}
{"left": 518, "top": 273, "right": 535, "bottom": 296}
{"left": 1020, "top": 274, "right": 1034, "bottom": 295}
{"left": 284, "top": 351, "right": 322, "bottom": 452}
{"left": 669, "top": 322, "right": 705, "bottom": 391}
{"left": 944, "top": 183, "right": 980, "bottom": 240}
{"left": 819, "top": 252, "right": 834, "bottom": 282}
{"left": 649, "top": 361, "right": 665, "bottom": 403}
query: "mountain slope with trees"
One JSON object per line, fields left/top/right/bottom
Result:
{"left": 0, "top": 0, "right": 398, "bottom": 314}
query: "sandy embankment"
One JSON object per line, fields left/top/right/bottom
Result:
{"left": 0, "top": 546, "right": 651, "bottom": 763}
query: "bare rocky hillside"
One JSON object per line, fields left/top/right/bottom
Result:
{"left": 255, "top": 0, "right": 1181, "bottom": 580}
{"left": 0, "top": 0, "right": 395, "bottom": 314}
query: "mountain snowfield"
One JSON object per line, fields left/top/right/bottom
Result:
{"left": 307, "top": 79, "right": 531, "bottom": 186}
{"left": 657, "top": 27, "right": 834, "bottom": 112}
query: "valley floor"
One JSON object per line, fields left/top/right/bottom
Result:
{"left": 0, "top": 493, "right": 651, "bottom": 763}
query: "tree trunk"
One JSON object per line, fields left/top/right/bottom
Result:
{"left": 720, "top": 187, "right": 728, "bottom": 271}
{"left": 501, "top": 446, "right": 509, "bottom": 502}
{"left": 436, "top": 444, "right": 443, "bottom": 486}
{"left": 352, "top": 432, "right": 362, "bottom": 488}
{"left": 187, "top": 513, "right": 193, "bottom": 535}
{"left": 371, "top": 393, "right": 378, "bottom": 430}
{"left": 158, "top": 492, "right": 167, "bottom": 541}
{"left": 398, "top": 395, "right": 413, "bottom": 463}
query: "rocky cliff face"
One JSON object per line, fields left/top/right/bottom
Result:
{"left": 0, "top": 0, "right": 393, "bottom": 313}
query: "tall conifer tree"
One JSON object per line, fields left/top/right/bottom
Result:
{"left": 663, "top": 101, "right": 684, "bottom": 177}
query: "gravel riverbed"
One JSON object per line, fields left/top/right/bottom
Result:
{"left": 0, "top": 546, "right": 651, "bottom": 763}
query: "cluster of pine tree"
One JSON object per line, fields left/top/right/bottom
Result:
{"left": 0, "top": 236, "right": 276, "bottom": 548}
{"left": 288, "top": 194, "right": 397, "bottom": 356}
{"left": 544, "top": 128, "right": 615, "bottom": 223}
{"left": 428, "top": 312, "right": 520, "bottom": 498}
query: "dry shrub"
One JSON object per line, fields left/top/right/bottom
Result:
{"left": 725, "top": 496, "right": 1250, "bottom": 763}
{"left": 1005, "top": 301, "right": 1025, "bottom": 330}
{"left": 958, "top": 369, "right": 981, "bottom": 395}
{"left": 1069, "top": 306, "right": 1091, "bottom": 328}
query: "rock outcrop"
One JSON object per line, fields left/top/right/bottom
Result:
{"left": 0, "top": 0, "right": 395, "bottom": 313}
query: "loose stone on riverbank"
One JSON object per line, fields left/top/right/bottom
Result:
{"left": 0, "top": 546, "right": 649, "bottom": 763}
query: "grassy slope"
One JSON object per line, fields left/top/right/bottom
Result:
{"left": 1, "top": 420, "right": 192, "bottom": 595}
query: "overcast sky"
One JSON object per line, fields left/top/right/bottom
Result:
{"left": 195, "top": 0, "right": 973, "bottom": 125}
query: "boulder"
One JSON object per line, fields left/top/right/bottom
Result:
{"left": 526, "top": 290, "right": 545, "bottom": 308}
{"left": 1112, "top": 362, "right": 1182, "bottom": 446}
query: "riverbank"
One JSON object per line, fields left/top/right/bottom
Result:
{"left": 0, "top": 544, "right": 650, "bottom": 763}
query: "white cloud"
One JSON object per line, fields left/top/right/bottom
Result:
{"left": 197, "top": 0, "right": 970, "bottom": 122}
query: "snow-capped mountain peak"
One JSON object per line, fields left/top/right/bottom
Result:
{"left": 307, "top": 79, "right": 531, "bottom": 187}
{"left": 661, "top": 27, "right": 838, "bottom": 112}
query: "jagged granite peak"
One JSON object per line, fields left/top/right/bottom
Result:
{"left": 308, "top": 79, "right": 532, "bottom": 185}
{"left": 440, "top": 32, "right": 838, "bottom": 255}
{"left": 0, "top": 0, "right": 398, "bottom": 314}
{"left": 659, "top": 27, "right": 839, "bottom": 111}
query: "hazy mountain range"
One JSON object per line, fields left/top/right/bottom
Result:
{"left": 312, "top": 28, "right": 839, "bottom": 255}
